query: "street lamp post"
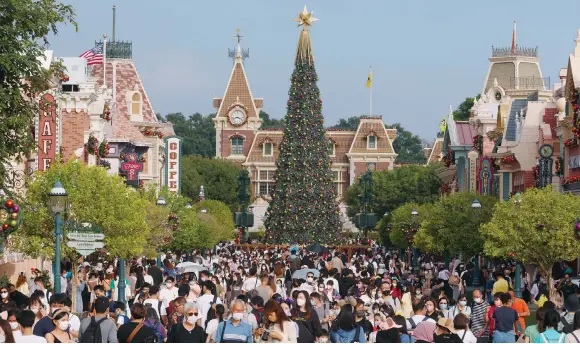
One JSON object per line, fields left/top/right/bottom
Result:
{"left": 49, "top": 181, "right": 68, "bottom": 295}
{"left": 471, "top": 198, "right": 482, "bottom": 287}
{"left": 411, "top": 209, "right": 419, "bottom": 271}
{"left": 235, "top": 171, "right": 253, "bottom": 244}
{"left": 156, "top": 196, "right": 167, "bottom": 266}
{"left": 513, "top": 192, "right": 522, "bottom": 298}
{"left": 355, "top": 169, "right": 377, "bottom": 242}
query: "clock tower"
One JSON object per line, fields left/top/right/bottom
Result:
{"left": 213, "top": 29, "right": 263, "bottom": 162}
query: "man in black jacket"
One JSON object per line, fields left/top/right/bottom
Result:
{"left": 339, "top": 269, "right": 355, "bottom": 298}
{"left": 354, "top": 298, "right": 373, "bottom": 338}
{"left": 147, "top": 260, "right": 163, "bottom": 287}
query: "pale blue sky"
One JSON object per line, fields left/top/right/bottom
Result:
{"left": 51, "top": 0, "right": 580, "bottom": 139}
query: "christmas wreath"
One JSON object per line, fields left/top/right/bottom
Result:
{"left": 86, "top": 135, "right": 99, "bottom": 155}
{"left": 98, "top": 140, "right": 110, "bottom": 158}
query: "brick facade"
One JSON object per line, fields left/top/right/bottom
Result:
{"left": 60, "top": 111, "right": 89, "bottom": 161}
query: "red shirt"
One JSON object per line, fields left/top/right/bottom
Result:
{"left": 487, "top": 305, "right": 496, "bottom": 335}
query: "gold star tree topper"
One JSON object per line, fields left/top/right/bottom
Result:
{"left": 293, "top": 6, "right": 319, "bottom": 28}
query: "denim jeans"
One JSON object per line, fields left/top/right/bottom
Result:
{"left": 493, "top": 330, "right": 515, "bottom": 343}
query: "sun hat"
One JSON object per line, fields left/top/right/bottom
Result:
{"left": 436, "top": 318, "right": 457, "bottom": 333}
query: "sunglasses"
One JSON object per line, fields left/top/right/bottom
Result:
{"left": 307, "top": 276, "right": 314, "bottom": 278}
{"left": 187, "top": 312, "right": 198, "bottom": 316}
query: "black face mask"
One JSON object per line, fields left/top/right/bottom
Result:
{"left": 356, "top": 310, "right": 366, "bottom": 318}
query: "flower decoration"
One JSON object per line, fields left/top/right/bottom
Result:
{"left": 502, "top": 155, "right": 516, "bottom": 164}
{"left": 444, "top": 147, "right": 455, "bottom": 168}
{"left": 168, "top": 213, "right": 179, "bottom": 231}
{"left": 85, "top": 135, "right": 99, "bottom": 155}
{"left": 101, "top": 104, "right": 111, "bottom": 121}
{"left": 555, "top": 157, "right": 564, "bottom": 176}
{"left": 140, "top": 129, "right": 164, "bottom": 139}
{"left": 564, "top": 139, "right": 578, "bottom": 148}
{"left": 139, "top": 156, "right": 146, "bottom": 163}
{"left": 562, "top": 175, "right": 580, "bottom": 185}
{"left": 440, "top": 184, "right": 451, "bottom": 195}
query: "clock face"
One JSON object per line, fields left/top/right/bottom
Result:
{"left": 495, "top": 91, "right": 502, "bottom": 101}
{"left": 539, "top": 144, "right": 553, "bottom": 158}
{"left": 230, "top": 110, "right": 246, "bottom": 126}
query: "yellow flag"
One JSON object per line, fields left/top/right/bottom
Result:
{"left": 366, "top": 70, "right": 372, "bottom": 88}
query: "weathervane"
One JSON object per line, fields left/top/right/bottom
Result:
{"left": 228, "top": 28, "right": 249, "bottom": 65}
{"left": 293, "top": 6, "right": 319, "bottom": 28}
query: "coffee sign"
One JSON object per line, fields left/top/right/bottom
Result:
{"left": 165, "top": 136, "right": 181, "bottom": 192}
{"left": 120, "top": 153, "right": 144, "bottom": 187}
{"left": 37, "top": 93, "right": 58, "bottom": 172}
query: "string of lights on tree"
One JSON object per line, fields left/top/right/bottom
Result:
{"left": 264, "top": 10, "right": 341, "bottom": 244}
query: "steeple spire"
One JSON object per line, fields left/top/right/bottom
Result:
{"left": 511, "top": 20, "right": 517, "bottom": 54}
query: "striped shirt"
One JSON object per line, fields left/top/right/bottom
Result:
{"left": 214, "top": 319, "right": 254, "bottom": 343}
{"left": 470, "top": 301, "right": 489, "bottom": 337}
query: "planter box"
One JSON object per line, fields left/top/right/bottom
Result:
{"left": 562, "top": 182, "right": 580, "bottom": 192}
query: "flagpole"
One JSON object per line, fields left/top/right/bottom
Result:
{"left": 369, "top": 66, "right": 373, "bottom": 116}
{"left": 103, "top": 34, "right": 107, "bottom": 87}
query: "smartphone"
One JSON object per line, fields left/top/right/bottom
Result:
{"left": 261, "top": 329, "right": 270, "bottom": 341}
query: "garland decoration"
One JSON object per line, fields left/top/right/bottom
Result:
{"left": 472, "top": 135, "right": 483, "bottom": 155}
{"left": 532, "top": 165, "right": 540, "bottom": 186}
{"left": 562, "top": 175, "right": 580, "bottom": 185}
{"left": 140, "top": 129, "right": 164, "bottom": 139}
{"left": 571, "top": 89, "right": 580, "bottom": 138}
{"left": 564, "top": 139, "right": 578, "bottom": 148}
{"left": 400, "top": 222, "right": 419, "bottom": 245}
{"left": 98, "top": 140, "right": 110, "bottom": 158}
{"left": 444, "top": 147, "right": 455, "bottom": 168}
{"left": 86, "top": 135, "right": 99, "bottom": 155}
{"left": 502, "top": 154, "right": 516, "bottom": 164}
{"left": 556, "top": 157, "right": 564, "bottom": 176}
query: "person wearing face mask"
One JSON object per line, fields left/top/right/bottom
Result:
{"left": 447, "top": 294, "right": 472, "bottom": 320}
{"left": 0, "top": 288, "right": 15, "bottom": 313}
{"left": 164, "top": 302, "right": 204, "bottom": 342}
{"left": 292, "top": 291, "right": 322, "bottom": 343}
{"left": 310, "top": 293, "right": 331, "bottom": 331}
{"left": 299, "top": 273, "right": 316, "bottom": 295}
{"left": 6, "top": 310, "right": 21, "bottom": 339}
{"left": 15, "top": 310, "right": 45, "bottom": 343}
{"left": 469, "top": 289, "right": 489, "bottom": 341}
{"left": 213, "top": 299, "right": 254, "bottom": 343}
{"left": 354, "top": 299, "right": 373, "bottom": 338}
{"left": 45, "top": 308, "right": 73, "bottom": 343}
{"left": 160, "top": 277, "right": 179, "bottom": 315}
{"left": 256, "top": 299, "right": 297, "bottom": 343}
{"left": 275, "top": 279, "right": 287, "bottom": 297}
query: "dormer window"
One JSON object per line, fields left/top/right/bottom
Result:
{"left": 231, "top": 137, "right": 244, "bottom": 155}
{"left": 328, "top": 141, "right": 335, "bottom": 157}
{"left": 263, "top": 142, "right": 273, "bottom": 157}
{"left": 367, "top": 135, "right": 376, "bottom": 149}
{"left": 131, "top": 93, "right": 142, "bottom": 116}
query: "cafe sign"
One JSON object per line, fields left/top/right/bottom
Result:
{"left": 36, "top": 93, "right": 59, "bottom": 172}
{"left": 165, "top": 136, "right": 182, "bottom": 193}
{"left": 120, "top": 152, "right": 144, "bottom": 187}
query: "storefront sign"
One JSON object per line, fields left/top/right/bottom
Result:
{"left": 120, "top": 153, "right": 144, "bottom": 187}
{"left": 165, "top": 136, "right": 182, "bottom": 192}
{"left": 569, "top": 155, "right": 580, "bottom": 169}
{"left": 37, "top": 94, "right": 58, "bottom": 172}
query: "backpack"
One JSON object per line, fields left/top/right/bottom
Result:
{"left": 148, "top": 321, "right": 164, "bottom": 343}
{"left": 251, "top": 308, "right": 265, "bottom": 327}
{"left": 79, "top": 317, "right": 106, "bottom": 343}
{"left": 562, "top": 314, "right": 574, "bottom": 334}
{"left": 204, "top": 294, "right": 218, "bottom": 330}
{"left": 408, "top": 316, "right": 429, "bottom": 330}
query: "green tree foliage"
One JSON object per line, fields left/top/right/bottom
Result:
{"left": 453, "top": 94, "right": 481, "bottom": 121}
{"left": 165, "top": 112, "right": 216, "bottom": 157}
{"left": 415, "top": 192, "right": 496, "bottom": 258}
{"left": 389, "top": 123, "right": 426, "bottom": 164}
{"left": 170, "top": 200, "right": 235, "bottom": 250}
{"left": 0, "top": 0, "right": 76, "bottom": 188}
{"left": 330, "top": 116, "right": 361, "bottom": 130}
{"left": 264, "top": 29, "right": 341, "bottom": 244}
{"left": 11, "top": 161, "right": 151, "bottom": 259}
{"left": 480, "top": 187, "right": 580, "bottom": 299}
{"left": 259, "top": 111, "right": 284, "bottom": 129}
{"left": 389, "top": 202, "right": 429, "bottom": 249}
{"left": 346, "top": 164, "right": 443, "bottom": 219}
{"left": 180, "top": 155, "right": 243, "bottom": 212}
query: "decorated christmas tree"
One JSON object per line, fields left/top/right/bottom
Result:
{"left": 264, "top": 7, "right": 341, "bottom": 244}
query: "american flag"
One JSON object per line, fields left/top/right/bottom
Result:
{"left": 79, "top": 46, "right": 103, "bottom": 65}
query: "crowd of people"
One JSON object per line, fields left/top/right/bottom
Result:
{"left": 0, "top": 242, "right": 577, "bottom": 343}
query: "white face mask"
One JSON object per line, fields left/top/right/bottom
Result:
{"left": 31, "top": 308, "right": 39, "bottom": 314}
{"left": 307, "top": 277, "right": 314, "bottom": 283}
{"left": 58, "top": 320, "right": 69, "bottom": 331}
{"left": 187, "top": 315, "right": 197, "bottom": 324}
{"left": 166, "top": 283, "right": 173, "bottom": 288}
{"left": 232, "top": 312, "right": 244, "bottom": 321}
{"left": 0, "top": 293, "right": 7, "bottom": 299}
{"left": 9, "top": 322, "right": 18, "bottom": 330}
{"left": 474, "top": 297, "right": 483, "bottom": 304}
{"left": 296, "top": 298, "right": 306, "bottom": 307}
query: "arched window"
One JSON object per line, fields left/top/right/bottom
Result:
{"left": 131, "top": 93, "right": 141, "bottom": 116}
{"left": 231, "top": 137, "right": 244, "bottom": 155}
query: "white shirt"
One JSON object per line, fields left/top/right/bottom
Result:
{"left": 198, "top": 293, "right": 222, "bottom": 327}
{"left": 456, "top": 329, "right": 477, "bottom": 343}
{"left": 242, "top": 277, "right": 258, "bottom": 292}
{"left": 159, "top": 287, "right": 179, "bottom": 308}
{"left": 144, "top": 275, "right": 154, "bottom": 286}
{"left": 438, "top": 269, "right": 451, "bottom": 281}
{"left": 143, "top": 298, "right": 166, "bottom": 320}
{"left": 405, "top": 314, "right": 436, "bottom": 330}
{"left": 299, "top": 283, "right": 315, "bottom": 295}
{"left": 324, "top": 278, "right": 340, "bottom": 293}
{"left": 13, "top": 332, "right": 47, "bottom": 343}
{"left": 69, "top": 313, "right": 81, "bottom": 332}
{"left": 205, "top": 318, "right": 220, "bottom": 338}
